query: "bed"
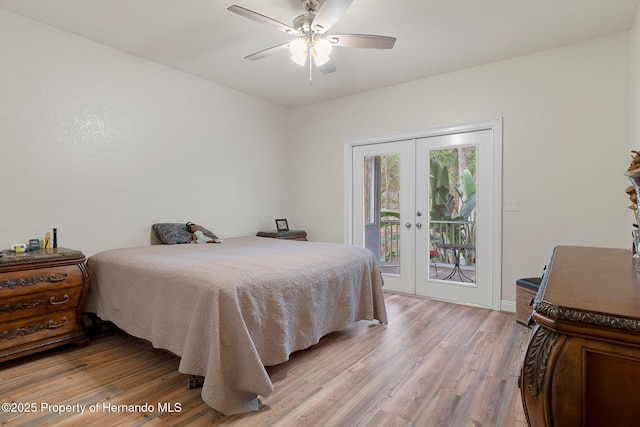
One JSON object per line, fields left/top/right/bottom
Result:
{"left": 84, "top": 236, "right": 387, "bottom": 415}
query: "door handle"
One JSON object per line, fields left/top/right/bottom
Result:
{"left": 405, "top": 222, "right": 412, "bottom": 229}
{"left": 416, "top": 222, "right": 422, "bottom": 230}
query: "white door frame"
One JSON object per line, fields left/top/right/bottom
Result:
{"left": 343, "top": 118, "right": 503, "bottom": 310}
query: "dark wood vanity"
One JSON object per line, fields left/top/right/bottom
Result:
{"left": 520, "top": 245, "right": 640, "bottom": 426}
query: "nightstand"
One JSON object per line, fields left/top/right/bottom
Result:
{"left": 0, "top": 247, "right": 90, "bottom": 362}
{"left": 256, "top": 230, "right": 308, "bottom": 241}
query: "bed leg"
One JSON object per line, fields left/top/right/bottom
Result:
{"left": 188, "top": 375, "right": 204, "bottom": 389}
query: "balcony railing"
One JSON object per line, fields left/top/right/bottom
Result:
{"left": 379, "top": 219, "right": 476, "bottom": 267}
{"left": 431, "top": 220, "right": 476, "bottom": 266}
{"left": 380, "top": 219, "right": 401, "bottom": 264}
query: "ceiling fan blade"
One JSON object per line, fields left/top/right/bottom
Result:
{"left": 311, "top": 0, "right": 353, "bottom": 34}
{"left": 317, "top": 58, "right": 336, "bottom": 75}
{"left": 244, "top": 43, "right": 291, "bottom": 60}
{"left": 228, "top": 5, "right": 299, "bottom": 35}
{"left": 328, "top": 34, "right": 396, "bottom": 49}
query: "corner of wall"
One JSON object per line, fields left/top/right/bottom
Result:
{"left": 501, "top": 300, "right": 516, "bottom": 313}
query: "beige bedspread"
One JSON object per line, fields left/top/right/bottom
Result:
{"left": 85, "top": 236, "right": 387, "bottom": 415}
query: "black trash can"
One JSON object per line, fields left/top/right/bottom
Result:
{"left": 516, "top": 277, "right": 542, "bottom": 326}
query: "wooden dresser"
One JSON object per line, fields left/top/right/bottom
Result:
{"left": 520, "top": 246, "right": 640, "bottom": 427}
{"left": 0, "top": 247, "right": 90, "bottom": 362}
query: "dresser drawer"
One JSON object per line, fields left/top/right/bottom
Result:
{"left": 0, "top": 265, "right": 83, "bottom": 297}
{"left": 0, "top": 309, "right": 80, "bottom": 350}
{"left": 0, "top": 286, "right": 83, "bottom": 322}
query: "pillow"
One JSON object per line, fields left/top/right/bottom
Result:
{"left": 186, "top": 222, "right": 223, "bottom": 243}
{"left": 152, "top": 223, "right": 193, "bottom": 245}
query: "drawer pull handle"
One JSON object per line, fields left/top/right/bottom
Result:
{"left": 1, "top": 272, "right": 69, "bottom": 290}
{"left": 48, "top": 273, "right": 69, "bottom": 282}
{"left": 1, "top": 317, "right": 68, "bottom": 340}
{"left": 47, "top": 317, "right": 68, "bottom": 329}
{"left": 49, "top": 294, "right": 70, "bottom": 305}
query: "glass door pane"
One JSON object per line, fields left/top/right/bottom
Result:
{"left": 428, "top": 146, "right": 477, "bottom": 283}
{"left": 363, "top": 154, "right": 401, "bottom": 274}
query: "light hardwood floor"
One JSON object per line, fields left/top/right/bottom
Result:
{"left": 0, "top": 292, "right": 530, "bottom": 426}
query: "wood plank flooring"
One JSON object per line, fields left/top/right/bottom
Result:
{"left": 0, "top": 292, "right": 530, "bottom": 426}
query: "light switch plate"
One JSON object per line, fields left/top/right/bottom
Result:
{"left": 505, "top": 199, "right": 519, "bottom": 211}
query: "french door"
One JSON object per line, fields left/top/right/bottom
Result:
{"left": 347, "top": 121, "right": 501, "bottom": 309}
{"left": 352, "top": 140, "right": 416, "bottom": 294}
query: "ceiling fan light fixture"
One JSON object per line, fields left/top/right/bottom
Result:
{"left": 289, "top": 38, "right": 308, "bottom": 66}
{"left": 291, "top": 52, "right": 308, "bottom": 66}
{"left": 314, "top": 38, "right": 332, "bottom": 57}
{"left": 313, "top": 52, "right": 330, "bottom": 66}
{"left": 312, "top": 37, "right": 332, "bottom": 66}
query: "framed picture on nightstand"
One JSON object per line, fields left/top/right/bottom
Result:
{"left": 275, "top": 218, "right": 289, "bottom": 232}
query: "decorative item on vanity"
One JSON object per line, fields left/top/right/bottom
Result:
{"left": 29, "top": 239, "right": 40, "bottom": 251}
{"left": 10, "top": 243, "right": 27, "bottom": 253}
{"left": 275, "top": 218, "right": 289, "bottom": 232}
{"left": 625, "top": 150, "right": 640, "bottom": 258}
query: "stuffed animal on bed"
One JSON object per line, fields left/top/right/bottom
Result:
{"left": 194, "top": 230, "right": 214, "bottom": 243}
{"left": 187, "top": 222, "right": 223, "bottom": 243}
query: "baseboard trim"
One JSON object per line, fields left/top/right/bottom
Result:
{"left": 501, "top": 300, "right": 516, "bottom": 313}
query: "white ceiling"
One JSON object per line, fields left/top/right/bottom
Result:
{"left": 1, "top": 0, "right": 638, "bottom": 108}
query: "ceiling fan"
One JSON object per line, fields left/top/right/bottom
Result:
{"left": 227, "top": 0, "right": 396, "bottom": 82}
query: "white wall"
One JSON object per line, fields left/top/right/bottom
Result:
{"left": 288, "top": 33, "right": 631, "bottom": 305}
{"left": 0, "top": 10, "right": 291, "bottom": 257}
